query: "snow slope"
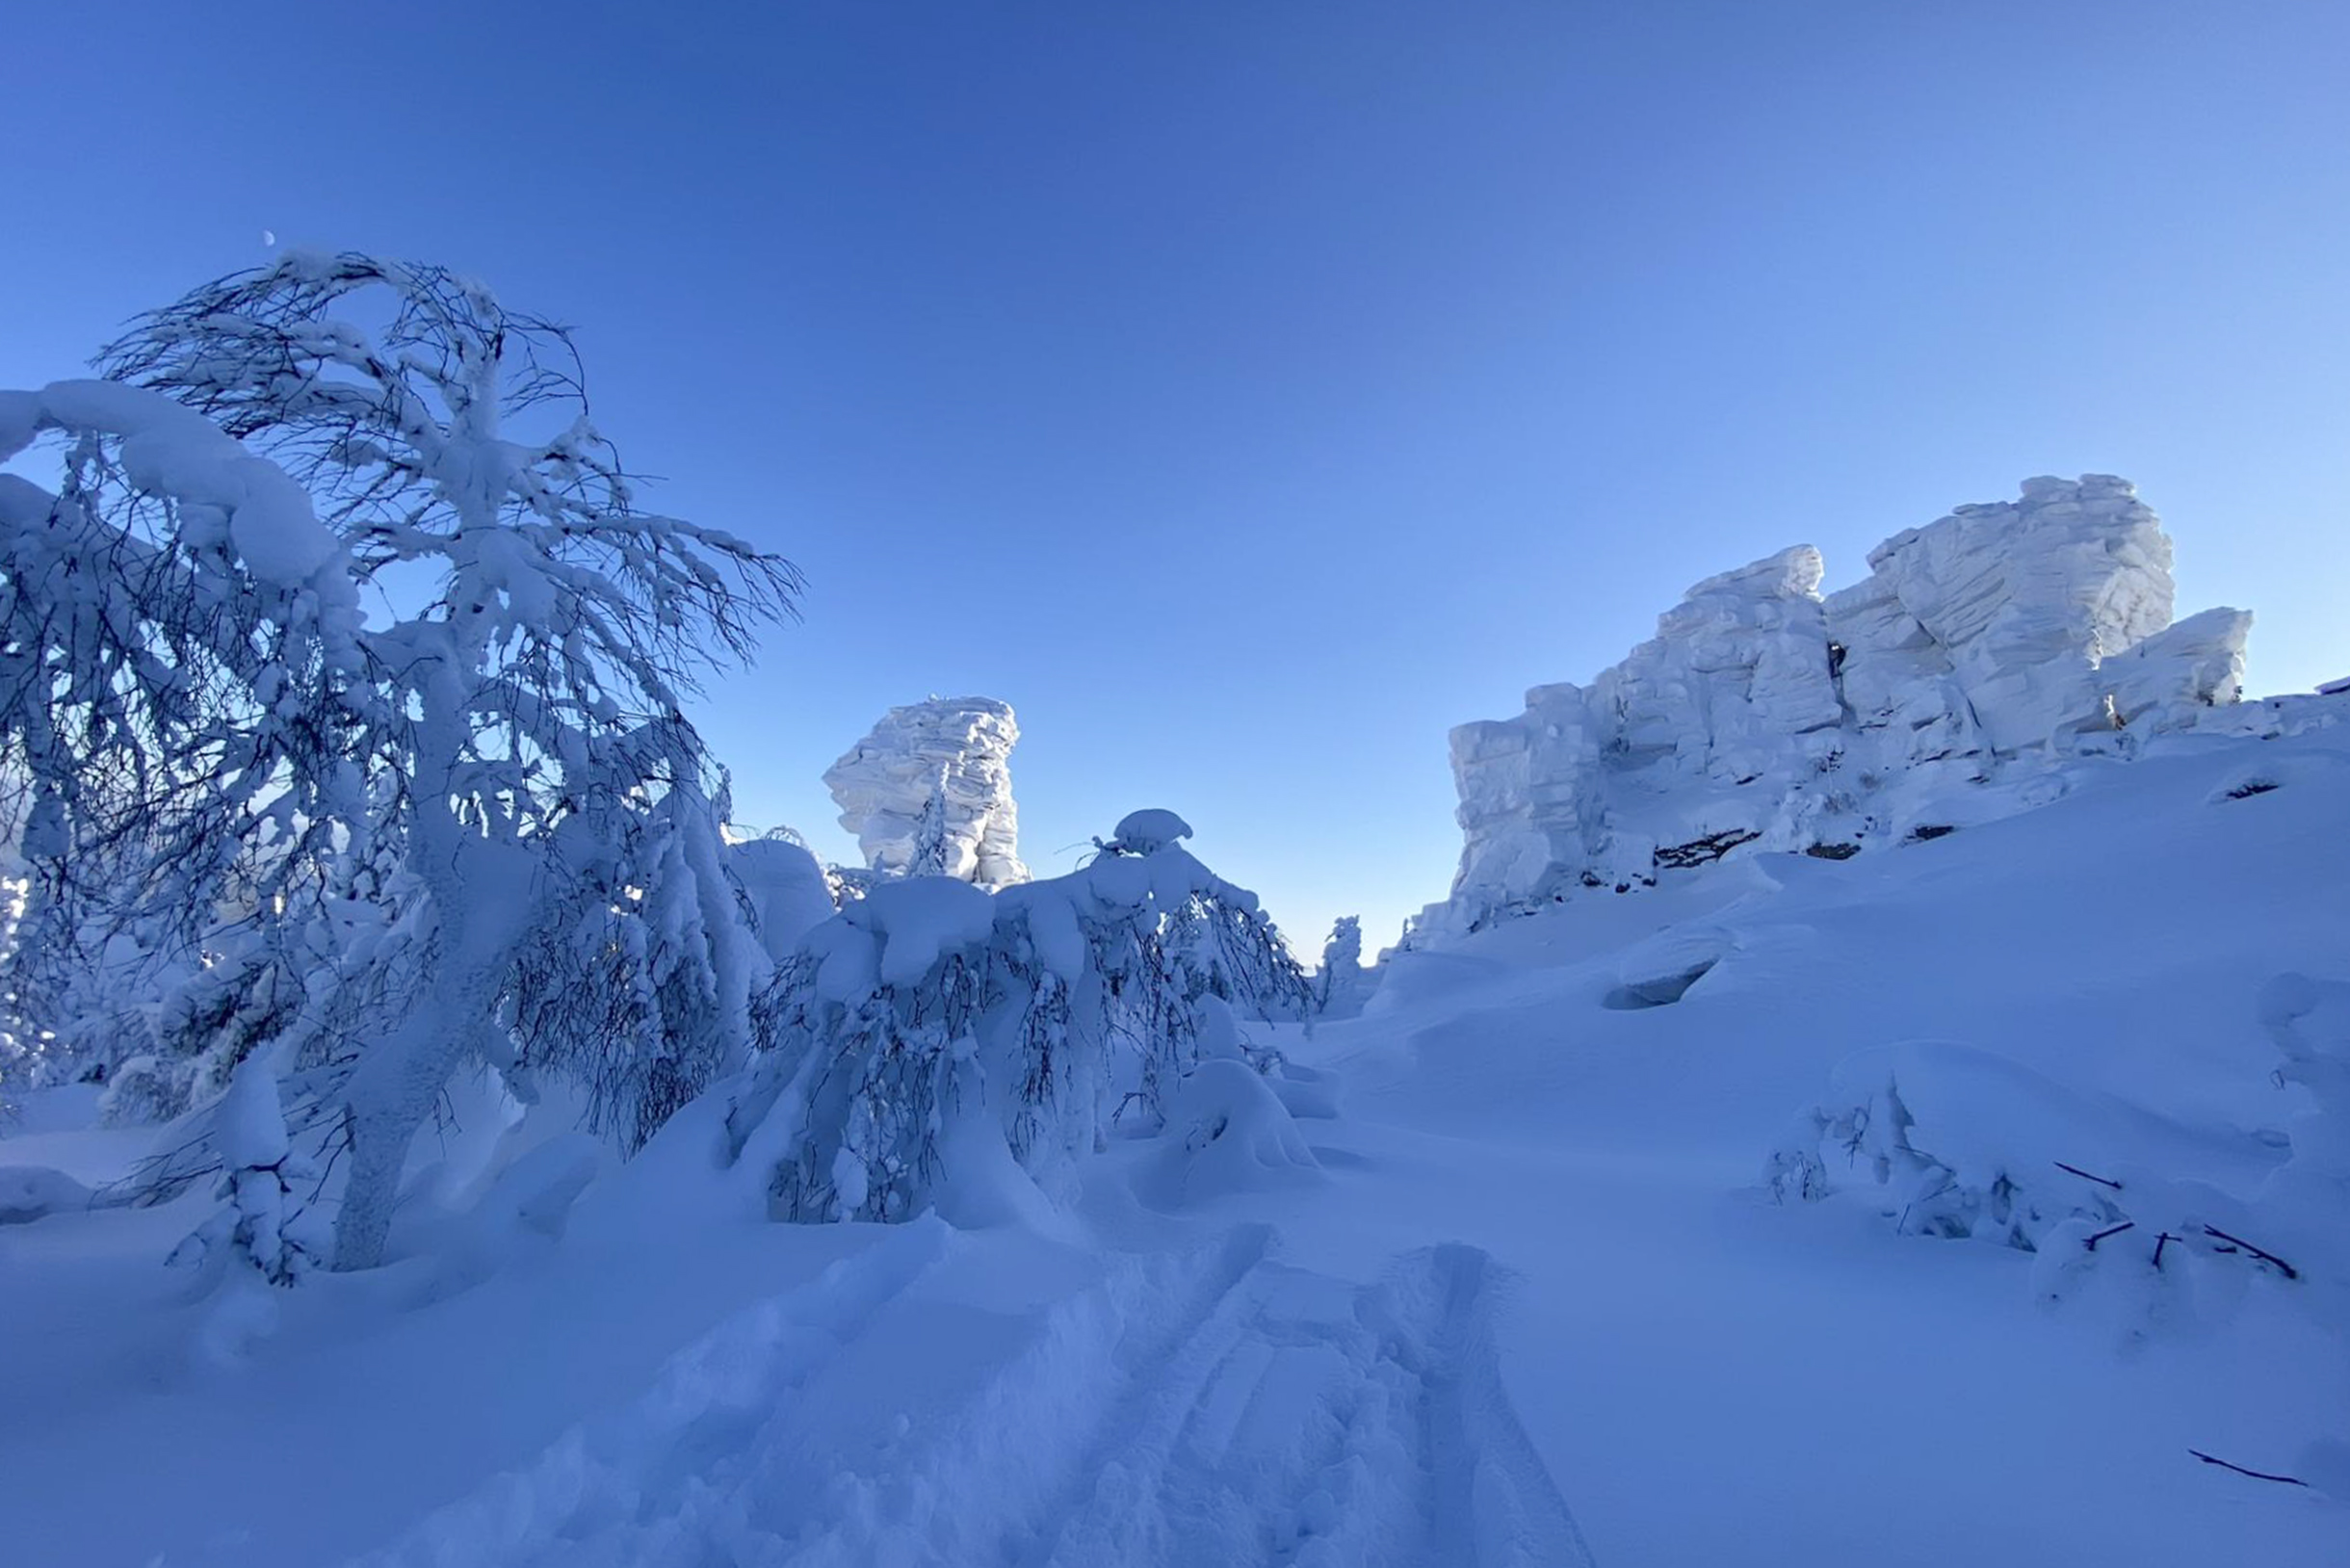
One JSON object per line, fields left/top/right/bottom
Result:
{"left": 2, "top": 719, "right": 2344, "bottom": 1566}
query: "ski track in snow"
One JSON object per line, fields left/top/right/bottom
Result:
{"left": 350, "top": 1218, "right": 1591, "bottom": 1568}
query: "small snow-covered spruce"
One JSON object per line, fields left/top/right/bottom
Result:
{"left": 170, "top": 1055, "right": 327, "bottom": 1289}
{"left": 905, "top": 774, "right": 953, "bottom": 878}
{"left": 736, "top": 813, "right": 1308, "bottom": 1222}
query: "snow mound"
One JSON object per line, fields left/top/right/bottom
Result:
{"left": 726, "top": 835, "right": 836, "bottom": 960}
{"left": 1603, "top": 926, "right": 1735, "bottom": 1009}
{"left": 0, "top": 1165, "right": 92, "bottom": 1224}
{"left": 1137, "top": 1059, "right": 1323, "bottom": 1210}
{"left": 1423, "top": 476, "right": 2271, "bottom": 939}
{"left": 1107, "top": 808, "right": 1193, "bottom": 855}
{"left": 840, "top": 875, "right": 999, "bottom": 987}
{"left": 2205, "top": 746, "right": 2350, "bottom": 807}
{"left": 823, "top": 696, "right": 1028, "bottom": 887}
{"left": 2259, "top": 971, "right": 2350, "bottom": 1179}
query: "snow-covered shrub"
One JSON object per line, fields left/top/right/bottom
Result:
{"left": 1764, "top": 1043, "right": 2092, "bottom": 1246}
{"left": 0, "top": 865, "right": 39, "bottom": 1105}
{"left": 2260, "top": 972, "right": 2350, "bottom": 1168}
{"left": 1770, "top": 1040, "right": 2304, "bottom": 1331}
{"left": 103, "top": 929, "right": 313, "bottom": 1126}
{"left": 2250, "top": 971, "right": 2350, "bottom": 1495}
{"left": 735, "top": 815, "right": 1309, "bottom": 1222}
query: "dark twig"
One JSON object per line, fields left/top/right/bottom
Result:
{"left": 2199, "top": 1226, "right": 2300, "bottom": 1281}
{"left": 2053, "top": 1160, "right": 2123, "bottom": 1189}
{"left": 2081, "top": 1220, "right": 2136, "bottom": 1251}
{"left": 2188, "top": 1450, "right": 2308, "bottom": 1487}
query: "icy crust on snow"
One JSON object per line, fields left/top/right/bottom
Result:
{"left": 1432, "top": 477, "right": 2267, "bottom": 935}
{"left": 822, "top": 696, "right": 1029, "bottom": 888}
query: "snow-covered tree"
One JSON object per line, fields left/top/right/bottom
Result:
{"left": 905, "top": 773, "right": 953, "bottom": 878}
{"left": 0, "top": 375, "right": 375, "bottom": 1152}
{"left": 508, "top": 772, "right": 768, "bottom": 1153}
{"left": 1, "top": 251, "right": 802, "bottom": 1268}
{"left": 733, "top": 812, "right": 1307, "bottom": 1222}
{"left": 0, "top": 857, "right": 50, "bottom": 1113}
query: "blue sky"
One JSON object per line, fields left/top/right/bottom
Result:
{"left": 6, "top": 2, "right": 2345, "bottom": 951}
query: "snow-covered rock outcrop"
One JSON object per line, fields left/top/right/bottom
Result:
{"left": 822, "top": 697, "right": 1029, "bottom": 889}
{"left": 1430, "top": 477, "right": 2260, "bottom": 937}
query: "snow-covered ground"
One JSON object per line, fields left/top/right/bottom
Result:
{"left": 4, "top": 718, "right": 2346, "bottom": 1566}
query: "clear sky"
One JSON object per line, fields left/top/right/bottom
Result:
{"left": 6, "top": 2, "right": 2346, "bottom": 953}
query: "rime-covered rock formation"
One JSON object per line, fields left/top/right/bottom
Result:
{"left": 1429, "top": 477, "right": 2257, "bottom": 938}
{"left": 823, "top": 697, "right": 1029, "bottom": 889}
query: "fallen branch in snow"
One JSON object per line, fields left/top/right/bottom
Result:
{"left": 2052, "top": 1160, "right": 2123, "bottom": 1189}
{"left": 2198, "top": 1225, "right": 2299, "bottom": 1281}
{"left": 2080, "top": 1220, "right": 2136, "bottom": 1251}
{"left": 2187, "top": 1450, "right": 2308, "bottom": 1487}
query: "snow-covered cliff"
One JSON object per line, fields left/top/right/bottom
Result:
{"left": 1429, "top": 477, "right": 2264, "bottom": 938}
{"left": 822, "top": 696, "right": 1030, "bottom": 889}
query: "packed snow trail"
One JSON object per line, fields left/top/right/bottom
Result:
{"left": 351, "top": 1220, "right": 1591, "bottom": 1567}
